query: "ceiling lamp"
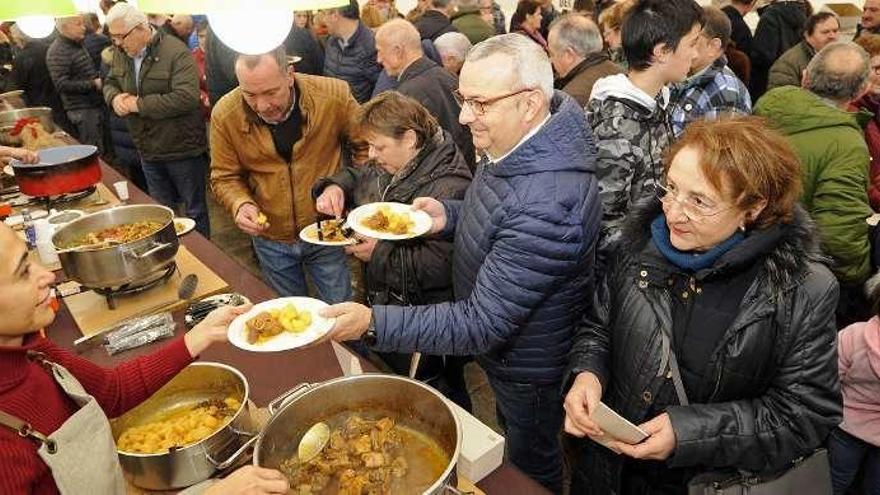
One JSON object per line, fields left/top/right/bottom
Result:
{"left": 0, "top": 0, "right": 78, "bottom": 39}
{"left": 207, "top": 9, "right": 294, "bottom": 55}
{"left": 139, "top": 0, "right": 348, "bottom": 54}
{"left": 15, "top": 15, "right": 58, "bottom": 39}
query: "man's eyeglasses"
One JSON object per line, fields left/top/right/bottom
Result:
{"left": 452, "top": 88, "right": 535, "bottom": 116}
{"left": 109, "top": 24, "right": 139, "bottom": 44}
{"left": 655, "top": 181, "right": 732, "bottom": 219}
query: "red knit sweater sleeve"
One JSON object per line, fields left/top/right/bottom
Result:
{"left": 35, "top": 335, "right": 194, "bottom": 418}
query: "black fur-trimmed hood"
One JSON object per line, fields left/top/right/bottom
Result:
{"left": 619, "top": 199, "right": 825, "bottom": 291}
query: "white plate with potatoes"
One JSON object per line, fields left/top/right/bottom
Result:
{"left": 227, "top": 297, "right": 334, "bottom": 352}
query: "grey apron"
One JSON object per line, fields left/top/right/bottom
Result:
{"left": 0, "top": 351, "right": 126, "bottom": 494}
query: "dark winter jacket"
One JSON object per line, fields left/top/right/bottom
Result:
{"left": 555, "top": 52, "right": 622, "bottom": 107}
{"left": 284, "top": 25, "right": 325, "bottom": 76}
{"left": 46, "top": 35, "right": 103, "bottom": 111}
{"left": 566, "top": 201, "right": 841, "bottom": 493}
{"left": 313, "top": 130, "right": 472, "bottom": 305}
{"left": 586, "top": 73, "right": 674, "bottom": 256}
{"left": 397, "top": 57, "right": 476, "bottom": 169}
{"left": 372, "top": 91, "right": 601, "bottom": 385}
{"left": 722, "top": 5, "right": 753, "bottom": 55}
{"left": 83, "top": 32, "right": 110, "bottom": 71}
{"left": 10, "top": 41, "right": 67, "bottom": 125}
{"left": 323, "top": 22, "right": 382, "bottom": 103}
{"left": 749, "top": 0, "right": 808, "bottom": 100}
{"left": 414, "top": 10, "right": 459, "bottom": 41}
{"left": 104, "top": 29, "right": 207, "bottom": 162}
{"left": 205, "top": 26, "right": 238, "bottom": 105}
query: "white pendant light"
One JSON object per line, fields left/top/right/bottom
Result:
{"left": 207, "top": 9, "right": 294, "bottom": 55}
{"left": 16, "top": 15, "right": 57, "bottom": 39}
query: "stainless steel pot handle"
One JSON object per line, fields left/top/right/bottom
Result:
{"left": 267, "top": 383, "right": 313, "bottom": 416}
{"left": 125, "top": 241, "right": 174, "bottom": 260}
{"left": 207, "top": 434, "right": 260, "bottom": 470}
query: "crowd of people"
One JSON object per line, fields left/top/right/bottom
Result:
{"left": 3, "top": 0, "right": 880, "bottom": 494}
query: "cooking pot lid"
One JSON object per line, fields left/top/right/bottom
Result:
{"left": 12, "top": 145, "right": 98, "bottom": 168}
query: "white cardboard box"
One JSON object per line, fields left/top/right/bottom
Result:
{"left": 447, "top": 400, "right": 506, "bottom": 483}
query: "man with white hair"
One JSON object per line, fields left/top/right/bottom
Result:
{"left": 376, "top": 19, "right": 475, "bottom": 169}
{"left": 46, "top": 15, "right": 104, "bottom": 152}
{"left": 434, "top": 31, "right": 471, "bottom": 75}
{"left": 548, "top": 13, "right": 622, "bottom": 107}
{"left": 319, "top": 34, "right": 601, "bottom": 493}
{"left": 103, "top": 2, "right": 210, "bottom": 237}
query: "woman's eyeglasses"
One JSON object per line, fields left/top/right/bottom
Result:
{"left": 655, "top": 181, "right": 732, "bottom": 219}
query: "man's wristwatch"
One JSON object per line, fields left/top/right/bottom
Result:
{"left": 363, "top": 314, "right": 377, "bottom": 346}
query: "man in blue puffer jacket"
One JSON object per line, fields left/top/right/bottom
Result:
{"left": 320, "top": 34, "right": 601, "bottom": 493}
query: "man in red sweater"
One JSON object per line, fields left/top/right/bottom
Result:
{"left": 0, "top": 224, "right": 288, "bottom": 494}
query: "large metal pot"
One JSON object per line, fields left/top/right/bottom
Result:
{"left": 0, "top": 106, "right": 54, "bottom": 146}
{"left": 110, "top": 362, "right": 252, "bottom": 490}
{"left": 52, "top": 204, "right": 178, "bottom": 289}
{"left": 254, "top": 374, "right": 463, "bottom": 494}
{"left": 12, "top": 144, "right": 101, "bottom": 197}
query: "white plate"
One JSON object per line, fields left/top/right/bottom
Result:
{"left": 174, "top": 217, "right": 196, "bottom": 236}
{"left": 347, "top": 202, "right": 432, "bottom": 241}
{"left": 298, "top": 221, "right": 357, "bottom": 246}
{"left": 590, "top": 402, "right": 648, "bottom": 449}
{"left": 227, "top": 297, "right": 334, "bottom": 352}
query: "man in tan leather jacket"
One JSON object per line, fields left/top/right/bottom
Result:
{"left": 210, "top": 46, "right": 362, "bottom": 302}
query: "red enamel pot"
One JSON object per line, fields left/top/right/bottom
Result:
{"left": 12, "top": 145, "right": 101, "bottom": 197}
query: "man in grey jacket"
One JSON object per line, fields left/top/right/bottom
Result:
{"left": 46, "top": 15, "right": 105, "bottom": 153}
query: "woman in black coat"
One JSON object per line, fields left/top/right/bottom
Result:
{"left": 312, "top": 91, "right": 473, "bottom": 408}
{"left": 564, "top": 117, "right": 841, "bottom": 494}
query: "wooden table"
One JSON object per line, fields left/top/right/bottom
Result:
{"left": 46, "top": 162, "right": 551, "bottom": 495}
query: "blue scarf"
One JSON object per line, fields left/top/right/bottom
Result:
{"left": 651, "top": 214, "right": 745, "bottom": 272}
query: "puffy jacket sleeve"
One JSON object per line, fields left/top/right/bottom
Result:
{"left": 137, "top": 48, "right": 201, "bottom": 119}
{"left": 564, "top": 250, "right": 618, "bottom": 390}
{"left": 209, "top": 113, "right": 255, "bottom": 218}
{"left": 665, "top": 271, "right": 842, "bottom": 472}
{"left": 103, "top": 52, "right": 125, "bottom": 106}
{"left": 372, "top": 199, "right": 586, "bottom": 355}
{"left": 811, "top": 140, "right": 872, "bottom": 283}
